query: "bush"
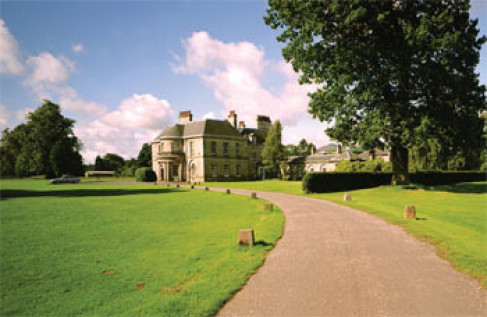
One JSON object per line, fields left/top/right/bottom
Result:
{"left": 302, "top": 171, "right": 486, "bottom": 193}
{"left": 135, "top": 167, "right": 157, "bottom": 182}
{"left": 302, "top": 172, "right": 391, "bottom": 193}
{"left": 335, "top": 159, "right": 392, "bottom": 172}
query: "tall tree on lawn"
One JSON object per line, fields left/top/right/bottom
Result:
{"left": 265, "top": 0, "right": 486, "bottom": 184}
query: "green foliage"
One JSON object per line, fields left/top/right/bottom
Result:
{"left": 136, "top": 143, "right": 152, "bottom": 167}
{"left": 94, "top": 153, "right": 125, "bottom": 172}
{"left": 335, "top": 160, "right": 392, "bottom": 172}
{"left": 0, "top": 179, "right": 284, "bottom": 315}
{"left": 0, "top": 100, "right": 83, "bottom": 178}
{"left": 265, "top": 1, "right": 486, "bottom": 182}
{"left": 135, "top": 167, "right": 157, "bottom": 182}
{"left": 261, "top": 120, "right": 284, "bottom": 177}
{"left": 302, "top": 171, "right": 485, "bottom": 193}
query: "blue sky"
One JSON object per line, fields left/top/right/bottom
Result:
{"left": 1, "top": 0, "right": 486, "bottom": 163}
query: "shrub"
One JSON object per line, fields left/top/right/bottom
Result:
{"left": 303, "top": 171, "right": 486, "bottom": 193}
{"left": 135, "top": 167, "right": 157, "bottom": 182}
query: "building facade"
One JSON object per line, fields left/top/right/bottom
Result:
{"left": 152, "top": 110, "right": 271, "bottom": 182}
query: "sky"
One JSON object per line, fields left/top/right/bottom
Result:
{"left": 1, "top": 0, "right": 486, "bottom": 163}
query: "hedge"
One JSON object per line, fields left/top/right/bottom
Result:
{"left": 302, "top": 171, "right": 486, "bottom": 193}
{"left": 135, "top": 167, "right": 157, "bottom": 182}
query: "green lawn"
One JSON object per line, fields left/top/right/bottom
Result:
{"left": 0, "top": 179, "right": 284, "bottom": 316}
{"left": 204, "top": 179, "right": 487, "bottom": 287}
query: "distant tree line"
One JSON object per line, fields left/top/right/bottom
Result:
{"left": 92, "top": 143, "right": 152, "bottom": 177}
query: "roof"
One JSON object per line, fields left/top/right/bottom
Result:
{"left": 155, "top": 119, "right": 244, "bottom": 141}
{"left": 305, "top": 151, "right": 364, "bottom": 163}
{"left": 157, "top": 124, "right": 184, "bottom": 138}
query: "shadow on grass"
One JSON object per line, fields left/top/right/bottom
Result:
{"left": 426, "top": 182, "right": 487, "bottom": 194}
{"left": 0, "top": 188, "right": 184, "bottom": 200}
{"left": 255, "top": 240, "right": 274, "bottom": 247}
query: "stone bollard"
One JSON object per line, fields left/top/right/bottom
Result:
{"left": 343, "top": 193, "right": 352, "bottom": 201}
{"left": 404, "top": 205, "right": 416, "bottom": 219}
{"left": 226, "top": 189, "right": 231, "bottom": 194}
{"left": 238, "top": 229, "right": 255, "bottom": 246}
{"left": 251, "top": 192, "right": 257, "bottom": 199}
{"left": 205, "top": 187, "right": 209, "bottom": 191}
{"left": 264, "top": 203, "right": 273, "bottom": 211}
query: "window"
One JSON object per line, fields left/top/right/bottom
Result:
{"left": 211, "top": 141, "right": 217, "bottom": 156}
{"left": 236, "top": 164, "right": 241, "bottom": 177}
{"left": 223, "top": 164, "right": 230, "bottom": 177}
{"left": 171, "top": 142, "right": 178, "bottom": 153}
{"left": 211, "top": 164, "right": 218, "bottom": 178}
{"left": 252, "top": 152, "right": 257, "bottom": 162}
{"left": 235, "top": 143, "right": 241, "bottom": 157}
{"left": 223, "top": 142, "right": 229, "bottom": 156}
{"left": 189, "top": 141, "right": 194, "bottom": 157}
{"left": 172, "top": 165, "right": 179, "bottom": 177}
{"left": 159, "top": 143, "right": 164, "bottom": 153}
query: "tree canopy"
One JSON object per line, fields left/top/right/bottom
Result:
{"left": 0, "top": 100, "right": 83, "bottom": 178}
{"left": 136, "top": 143, "right": 152, "bottom": 168}
{"left": 261, "top": 120, "right": 284, "bottom": 177}
{"left": 265, "top": 0, "right": 486, "bottom": 184}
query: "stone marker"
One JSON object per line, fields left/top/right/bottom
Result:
{"left": 404, "top": 205, "right": 416, "bottom": 219}
{"left": 343, "top": 193, "right": 352, "bottom": 201}
{"left": 238, "top": 229, "right": 255, "bottom": 246}
{"left": 226, "top": 189, "right": 231, "bottom": 194}
{"left": 264, "top": 203, "right": 273, "bottom": 211}
{"left": 205, "top": 186, "right": 209, "bottom": 191}
{"left": 251, "top": 192, "right": 257, "bottom": 199}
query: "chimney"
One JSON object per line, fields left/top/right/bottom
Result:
{"left": 238, "top": 121, "right": 246, "bottom": 129}
{"left": 178, "top": 111, "right": 192, "bottom": 124}
{"left": 227, "top": 110, "right": 237, "bottom": 128}
{"left": 257, "top": 115, "right": 271, "bottom": 135}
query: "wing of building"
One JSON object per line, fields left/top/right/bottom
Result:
{"left": 152, "top": 110, "right": 272, "bottom": 182}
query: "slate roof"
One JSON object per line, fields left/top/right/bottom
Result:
{"left": 156, "top": 119, "right": 244, "bottom": 140}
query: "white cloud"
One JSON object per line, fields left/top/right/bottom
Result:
{"left": 75, "top": 94, "right": 175, "bottom": 163}
{"left": 0, "top": 19, "right": 24, "bottom": 75}
{"left": 72, "top": 44, "right": 83, "bottom": 54}
{"left": 174, "top": 31, "right": 317, "bottom": 127}
{"left": 26, "top": 52, "right": 75, "bottom": 86}
{"left": 202, "top": 111, "right": 216, "bottom": 119}
{"left": 0, "top": 104, "right": 12, "bottom": 130}
{"left": 57, "top": 87, "right": 108, "bottom": 117}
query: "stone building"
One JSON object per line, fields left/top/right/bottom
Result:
{"left": 304, "top": 144, "right": 390, "bottom": 173}
{"left": 152, "top": 110, "right": 272, "bottom": 182}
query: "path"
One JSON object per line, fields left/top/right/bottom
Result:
{"left": 198, "top": 186, "right": 486, "bottom": 316}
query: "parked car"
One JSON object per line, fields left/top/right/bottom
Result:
{"left": 50, "top": 174, "right": 79, "bottom": 184}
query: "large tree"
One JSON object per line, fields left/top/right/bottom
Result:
{"left": 0, "top": 100, "right": 83, "bottom": 178}
{"left": 261, "top": 120, "right": 284, "bottom": 177}
{"left": 265, "top": 0, "right": 486, "bottom": 184}
{"left": 136, "top": 143, "right": 152, "bottom": 168}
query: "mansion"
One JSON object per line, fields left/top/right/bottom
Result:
{"left": 151, "top": 110, "right": 271, "bottom": 182}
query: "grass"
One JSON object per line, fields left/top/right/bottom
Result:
{"left": 0, "top": 179, "right": 284, "bottom": 316}
{"left": 204, "top": 179, "right": 487, "bottom": 287}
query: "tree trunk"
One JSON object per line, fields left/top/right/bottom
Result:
{"left": 391, "top": 142, "right": 410, "bottom": 185}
